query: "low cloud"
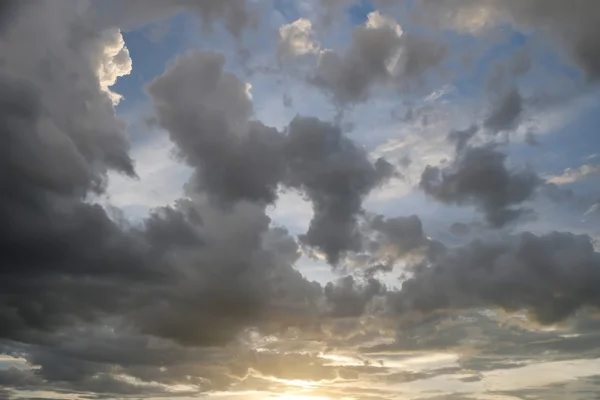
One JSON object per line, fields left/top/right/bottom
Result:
{"left": 390, "top": 231, "right": 600, "bottom": 325}
{"left": 420, "top": 144, "right": 541, "bottom": 227}
{"left": 484, "top": 87, "right": 523, "bottom": 134}
{"left": 310, "top": 11, "right": 445, "bottom": 105}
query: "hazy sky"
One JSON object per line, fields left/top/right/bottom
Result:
{"left": 2, "top": 1, "right": 600, "bottom": 399}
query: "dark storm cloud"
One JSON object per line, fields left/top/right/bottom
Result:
{"left": 1, "top": 193, "right": 322, "bottom": 392}
{"left": 0, "top": 324, "right": 240, "bottom": 395}
{"left": 0, "top": 0, "right": 147, "bottom": 344}
{"left": 147, "top": 50, "right": 394, "bottom": 265}
{"left": 311, "top": 11, "right": 445, "bottom": 105}
{"left": 0, "top": 1, "right": 135, "bottom": 179}
{"left": 420, "top": 144, "right": 541, "bottom": 227}
{"left": 6, "top": 1, "right": 600, "bottom": 398}
{"left": 0, "top": 0, "right": 20, "bottom": 33}
{"left": 369, "top": 215, "right": 426, "bottom": 255}
{"left": 0, "top": 388, "right": 13, "bottom": 400}
{"left": 0, "top": 362, "right": 177, "bottom": 397}
{"left": 0, "top": 2, "right": 325, "bottom": 388}
{"left": 147, "top": 51, "right": 287, "bottom": 205}
{"left": 285, "top": 116, "right": 394, "bottom": 264}
{"left": 389, "top": 231, "right": 600, "bottom": 325}
{"left": 324, "top": 276, "right": 386, "bottom": 317}
{"left": 129, "top": 199, "right": 323, "bottom": 347}
{"left": 353, "top": 214, "right": 429, "bottom": 270}
{"left": 0, "top": 1, "right": 337, "bottom": 398}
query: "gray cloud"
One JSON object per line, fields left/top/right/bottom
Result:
{"left": 0, "top": 6, "right": 324, "bottom": 395}
{"left": 285, "top": 117, "right": 394, "bottom": 264}
{"left": 448, "top": 125, "right": 478, "bottom": 152}
{"left": 420, "top": 144, "right": 541, "bottom": 227}
{"left": 3, "top": 1, "right": 600, "bottom": 399}
{"left": 0, "top": 23, "right": 391, "bottom": 394}
{"left": 147, "top": 51, "right": 394, "bottom": 264}
{"left": 1, "top": 192, "right": 322, "bottom": 393}
{"left": 0, "top": 324, "right": 239, "bottom": 395}
{"left": 0, "top": 0, "right": 145, "bottom": 344}
{"left": 128, "top": 199, "right": 322, "bottom": 347}
{"left": 390, "top": 231, "right": 600, "bottom": 325}
{"left": 0, "top": 1, "right": 372, "bottom": 398}
{"left": 282, "top": 93, "right": 294, "bottom": 108}
{"left": 417, "top": 0, "right": 600, "bottom": 80}
{"left": 448, "top": 221, "right": 483, "bottom": 237}
{"left": 484, "top": 87, "right": 523, "bottom": 133}
{"left": 147, "top": 51, "right": 286, "bottom": 205}
{"left": 324, "top": 275, "right": 386, "bottom": 317}
{"left": 310, "top": 11, "right": 445, "bottom": 105}
{"left": 358, "top": 214, "right": 429, "bottom": 269}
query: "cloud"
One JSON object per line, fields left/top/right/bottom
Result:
{"left": 147, "top": 51, "right": 394, "bottom": 264}
{"left": 324, "top": 276, "right": 386, "bottom": 317}
{"left": 129, "top": 199, "right": 323, "bottom": 348}
{"left": 484, "top": 88, "right": 523, "bottom": 133}
{"left": 96, "top": 28, "right": 133, "bottom": 105}
{"left": 355, "top": 214, "right": 429, "bottom": 270}
{"left": 285, "top": 116, "right": 395, "bottom": 264}
{"left": 147, "top": 51, "right": 286, "bottom": 205}
{"left": 486, "top": 48, "right": 532, "bottom": 95}
{"left": 448, "top": 221, "right": 483, "bottom": 237}
{"left": 416, "top": 0, "right": 600, "bottom": 80}
{"left": 3, "top": 1, "right": 600, "bottom": 399}
{"left": 0, "top": 0, "right": 146, "bottom": 344}
{"left": 448, "top": 125, "right": 478, "bottom": 152}
{"left": 310, "top": 11, "right": 445, "bottom": 105}
{"left": 389, "top": 231, "right": 600, "bottom": 325}
{"left": 545, "top": 164, "right": 600, "bottom": 185}
{"left": 277, "top": 18, "right": 319, "bottom": 61}
{"left": 420, "top": 144, "right": 541, "bottom": 227}
{"left": 0, "top": 7, "right": 324, "bottom": 391}
{"left": 584, "top": 200, "right": 600, "bottom": 217}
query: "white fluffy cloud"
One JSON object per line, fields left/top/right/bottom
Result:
{"left": 278, "top": 18, "right": 320, "bottom": 60}
{"left": 96, "top": 28, "right": 132, "bottom": 105}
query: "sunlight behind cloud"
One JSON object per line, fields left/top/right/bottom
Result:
{"left": 274, "top": 396, "right": 332, "bottom": 400}
{"left": 4, "top": 1, "right": 600, "bottom": 399}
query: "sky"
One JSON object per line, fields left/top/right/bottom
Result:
{"left": 2, "top": 0, "right": 600, "bottom": 399}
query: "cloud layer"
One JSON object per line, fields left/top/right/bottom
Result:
{"left": 2, "top": 1, "right": 600, "bottom": 399}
